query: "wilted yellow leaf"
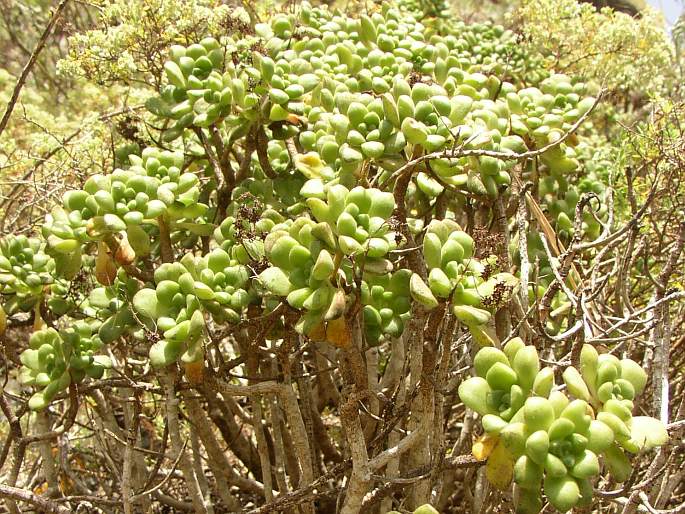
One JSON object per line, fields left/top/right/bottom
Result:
{"left": 326, "top": 317, "right": 352, "bottom": 348}
{"left": 486, "top": 439, "right": 514, "bottom": 490}
{"left": 0, "top": 303, "right": 6, "bottom": 335}
{"left": 307, "top": 320, "right": 327, "bottom": 342}
{"left": 33, "top": 482, "right": 48, "bottom": 495}
{"left": 472, "top": 433, "right": 498, "bottom": 461}
{"left": 294, "top": 152, "right": 324, "bottom": 179}
{"left": 95, "top": 241, "right": 117, "bottom": 286}
{"left": 33, "top": 303, "right": 45, "bottom": 331}
{"left": 184, "top": 360, "right": 204, "bottom": 385}
{"left": 468, "top": 324, "right": 499, "bottom": 347}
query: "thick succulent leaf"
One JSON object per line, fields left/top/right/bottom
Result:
{"left": 258, "top": 267, "right": 293, "bottom": 296}
{"left": 453, "top": 304, "right": 491, "bottom": 325}
{"left": 132, "top": 288, "right": 160, "bottom": 320}
{"left": 627, "top": 416, "right": 668, "bottom": 450}
{"left": 563, "top": 366, "right": 590, "bottom": 402}
{"left": 473, "top": 347, "right": 509, "bottom": 378}
{"left": 409, "top": 273, "right": 438, "bottom": 309}
{"left": 544, "top": 475, "right": 581, "bottom": 513}
{"left": 458, "top": 376, "right": 495, "bottom": 416}
{"left": 149, "top": 340, "right": 183, "bottom": 368}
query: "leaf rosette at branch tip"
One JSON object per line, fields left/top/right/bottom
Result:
{"left": 256, "top": 182, "right": 399, "bottom": 345}
{"left": 85, "top": 278, "right": 139, "bottom": 345}
{"left": 563, "top": 344, "right": 668, "bottom": 453}
{"left": 43, "top": 148, "right": 209, "bottom": 278}
{"left": 459, "top": 341, "right": 668, "bottom": 513}
{"left": 19, "top": 324, "right": 112, "bottom": 411}
{"left": 361, "top": 269, "right": 412, "bottom": 345}
{"left": 131, "top": 250, "right": 255, "bottom": 367}
{"left": 151, "top": 37, "right": 236, "bottom": 137}
{"left": 411, "top": 218, "right": 518, "bottom": 344}
{"left": 0, "top": 235, "right": 55, "bottom": 314}
{"left": 214, "top": 214, "right": 272, "bottom": 264}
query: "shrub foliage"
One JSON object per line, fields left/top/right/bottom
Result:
{"left": 0, "top": 0, "right": 683, "bottom": 513}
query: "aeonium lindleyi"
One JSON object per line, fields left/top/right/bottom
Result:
{"left": 458, "top": 340, "right": 668, "bottom": 513}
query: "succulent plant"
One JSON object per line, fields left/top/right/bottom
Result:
{"left": 19, "top": 324, "right": 112, "bottom": 411}
{"left": 43, "top": 148, "right": 208, "bottom": 271}
{"left": 0, "top": 235, "right": 54, "bottom": 313}
{"left": 255, "top": 182, "right": 400, "bottom": 342}
{"left": 131, "top": 250, "right": 254, "bottom": 368}
{"left": 565, "top": 344, "right": 667, "bottom": 455}
{"left": 8, "top": 0, "right": 595, "bottom": 418}
{"left": 214, "top": 214, "right": 271, "bottom": 264}
{"left": 147, "top": 37, "right": 233, "bottom": 137}
{"left": 459, "top": 341, "right": 668, "bottom": 513}
{"left": 361, "top": 269, "right": 412, "bottom": 345}
{"left": 1, "top": 3, "right": 675, "bottom": 514}
{"left": 86, "top": 278, "right": 139, "bottom": 345}
{"left": 410, "top": 219, "right": 518, "bottom": 344}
